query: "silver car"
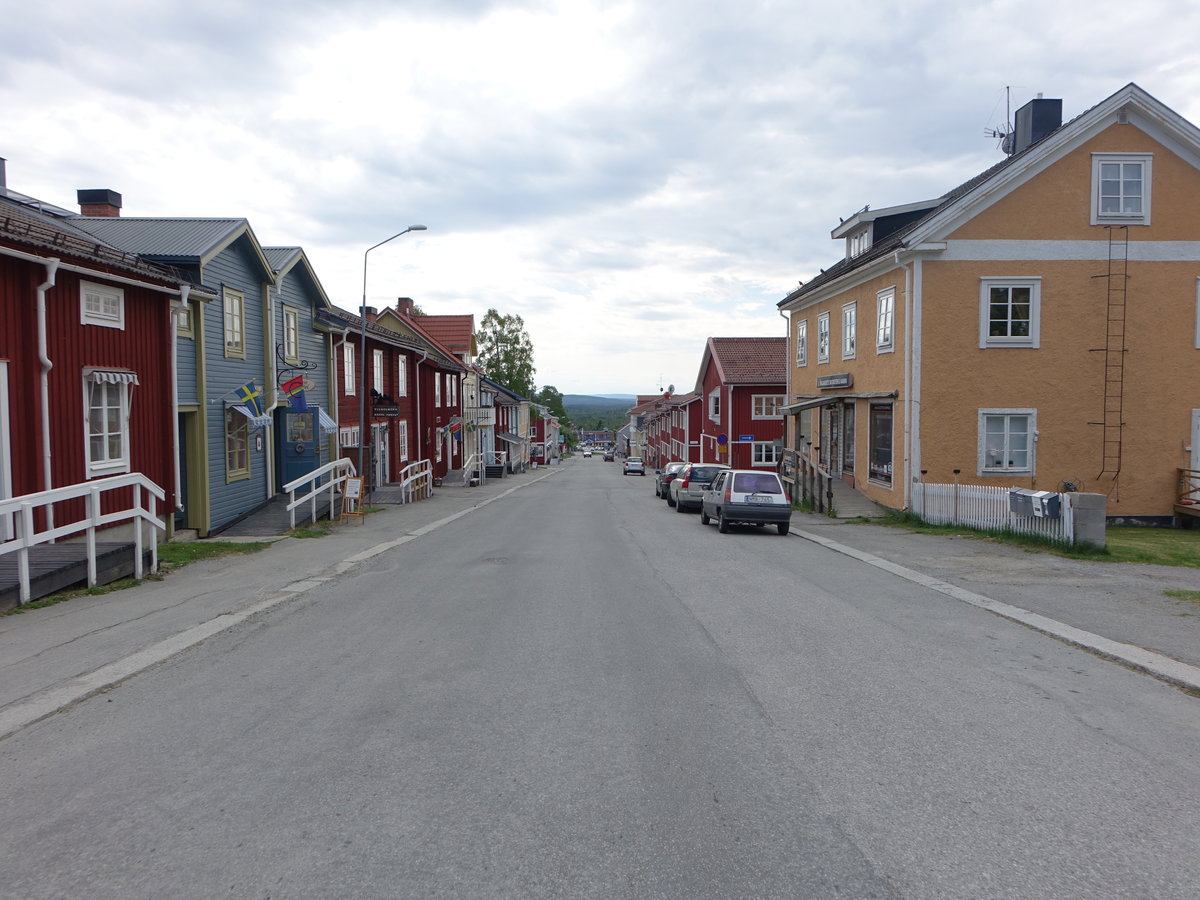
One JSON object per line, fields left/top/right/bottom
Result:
{"left": 700, "top": 469, "right": 792, "bottom": 535}
{"left": 669, "top": 463, "right": 729, "bottom": 513}
{"left": 623, "top": 456, "right": 646, "bottom": 475}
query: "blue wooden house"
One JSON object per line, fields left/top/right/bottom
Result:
{"left": 73, "top": 213, "right": 288, "bottom": 535}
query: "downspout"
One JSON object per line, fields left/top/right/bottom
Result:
{"left": 331, "top": 332, "right": 346, "bottom": 461}
{"left": 171, "top": 284, "right": 191, "bottom": 516}
{"left": 37, "top": 259, "right": 60, "bottom": 504}
{"left": 414, "top": 350, "right": 429, "bottom": 472}
{"left": 778, "top": 305, "right": 793, "bottom": 459}
{"left": 263, "top": 284, "right": 276, "bottom": 501}
{"left": 895, "top": 249, "right": 915, "bottom": 510}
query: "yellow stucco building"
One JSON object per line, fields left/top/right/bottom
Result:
{"left": 779, "top": 84, "right": 1200, "bottom": 522}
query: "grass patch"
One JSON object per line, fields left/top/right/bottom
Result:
{"left": 287, "top": 525, "right": 331, "bottom": 539}
{"left": 1164, "top": 589, "right": 1200, "bottom": 604}
{"left": 875, "top": 512, "right": 1200, "bottom": 567}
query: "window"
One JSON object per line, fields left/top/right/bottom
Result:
{"left": 397, "top": 354, "right": 408, "bottom": 397}
{"left": 795, "top": 319, "right": 808, "bottom": 367}
{"left": 979, "top": 409, "right": 1035, "bottom": 474}
{"left": 817, "top": 312, "right": 830, "bottom": 363}
{"left": 81, "top": 282, "right": 124, "bottom": 329}
{"left": 282, "top": 308, "right": 299, "bottom": 362}
{"left": 84, "top": 377, "right": 131, "bottom": 474}
{"left": 175, "top": 304, "right": 194, "bottom": 338}
{"left": 373, "top": 349, "right": 384, "bottom": 395}
{"left": 753, "top": 395, "right": 784, "bottom": 419}
{"left": 343, "top": 344, "right": 356, "bottom": 396}
{"left": 843, "top": 402, "right": 855, "bottom": 473}
{"left": 398, "top": 420, "right": 409, "bottom": 461}
{"left": 751, "top": 442, "right": 781, "bottom": 466}
{"left": 847, "top": 228, "right": 870, "bottom": 258}
{"left": 225, "top": 407, "right": 250, "bottom": 479}
{"left": 868, "top": 403, "right": 892, "bottom": 485}
{"left": 223, "top": 288, "right": 245, "bottom": 358}
{"left": 708, "top": 388, "right": 721, "bottom": 420}
{"left": 339, "top": 426, "right": 360, "bottom": 448}
{"left": 434, "top": 372, "right": 442, "bottom": 407}
{"left": 980, "top": 278, "right": 1040, "bottom": 348}
{"left": 1091, "top": 153, "right": 1151, "bottom": 225}
{"left": 876, "top": 289, "right": 895, "bottom": 352}
{"left": 842, "top": 303, "right": 857, "bottom": 359}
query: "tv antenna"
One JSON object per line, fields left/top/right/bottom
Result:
{"left": 985, "top": 85, "right": 1015, "bottom": 154}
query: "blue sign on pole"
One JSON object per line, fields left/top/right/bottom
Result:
{"left": 717, "top": 433, "right": 728, "bottom": 446}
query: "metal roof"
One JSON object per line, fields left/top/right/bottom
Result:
{"left": 71, "top": 216, "right": 250, "bottom": 263}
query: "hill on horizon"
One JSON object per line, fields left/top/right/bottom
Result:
{"left": 563, "top": 394, "right": 636, "bottom": 408}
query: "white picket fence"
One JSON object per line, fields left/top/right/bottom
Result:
{"left": 911, "top": 482, "right": 1075, "bottom": 544}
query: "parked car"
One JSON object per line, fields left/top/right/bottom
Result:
{"left": 623, "top": 456, "right": 646, "bottom": 475}
{"left": 603, "top": 449, "right": 615, "bottom": 461}
{"left": 654, "top": 462, "right": 688, "bottom": 503}
{"left": 700, "top": 469, "right": 792, "bottom": 535}
{"left": 669, "top": 463, "right": 729, "bottom": 512}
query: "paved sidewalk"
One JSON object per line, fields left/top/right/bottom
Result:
{"left": 0, "top": 467, "right": 562, "bottom": 740}
{"left": 788, "top": 513, "right": 1200, "bottom": 684}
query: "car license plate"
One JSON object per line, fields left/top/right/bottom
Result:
{"left": 749, "top": 493, "right": 772, "bottom": 503}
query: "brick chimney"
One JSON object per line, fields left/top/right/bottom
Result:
{"left": 396, "top": 297, "right": 415, "bottom": 316}
{"left": 77, "top": 188, "right": 122, "bottom": 217}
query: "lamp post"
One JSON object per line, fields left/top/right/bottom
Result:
{"left": 358, "top": 225, "right": 427, "bottom": 484}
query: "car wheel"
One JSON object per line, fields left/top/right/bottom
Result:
{"left": 700, "top": 509, "right": 710, "bottom": 525}
{"left": 666, "top": 495, "right": 675, "bottom": 507}
{"left": 654, "top": 484, "right": 660, "bottom": 497}
{"left": 718, "top": 512, "right": 729, "bottom": 533}
{"left": 777, "top": 522, "right": 789, "bottom": 535}
{"left": 675, "top": 499, "right": 686, "bottom": 513}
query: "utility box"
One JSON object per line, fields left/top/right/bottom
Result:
{"left": 1009, "top": 488, "right": 1061, "bottom": 519}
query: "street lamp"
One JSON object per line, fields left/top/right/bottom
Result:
{"left": 358, "top": 225, "right": 427, "bottom": 484}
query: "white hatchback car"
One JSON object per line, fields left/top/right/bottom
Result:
{"left": 623, "top": 456, "right": 646, "bottom": 475}
{"left": 700, "top": 469, "right": 791, "bottom": 535}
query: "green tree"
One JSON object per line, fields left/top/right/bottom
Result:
{"left": 477, "top": 308, "right": 536, "bottom": 398}
{"left": 535, "top": 385, "right": 570, "bottom": 426}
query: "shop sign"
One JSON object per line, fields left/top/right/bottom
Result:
{"left": 372, "top": 404, "right": 400, "bottom": 418}
{"left": 817, "top": 373, "right": 853, "bottom": 390}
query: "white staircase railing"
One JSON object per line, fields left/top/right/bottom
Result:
{"left": 0, "top": 473, "right": 166, "bottom": 605}
{"left": 462, "top": 453, "right": 485, "bottom": 486}
{"left": 284, "top": 458, "right": 357, "bottom": 529}
{"left": 396, "top": 459, "right": 433, "bottom": 503}
{"left": 486, "top": 450, "right": 509, "bottom": 468}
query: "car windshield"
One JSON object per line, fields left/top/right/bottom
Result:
{"left": 666, "top": 462, "right": 686, "bottom": 473}
{"left": 690, "top": 466, "right": 725, "bottom": 480}
{"left": 627, "top": 458, "right": 643, "bottom": 463}
{"left": 732, "top": 473, "right": 782, "bottom": 494}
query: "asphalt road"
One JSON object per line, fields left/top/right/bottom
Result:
{"left": 1, "top": 460, "right": 1198, "bottom": 898}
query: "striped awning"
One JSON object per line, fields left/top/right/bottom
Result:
{"left": 317, "top": 407, "right": 338, "bottom": 435}
{"left": 86, "top": 369, "right": 139, "bottom": 385}
{"left": 231, "top": 404, "right": 273, "bottom": 427}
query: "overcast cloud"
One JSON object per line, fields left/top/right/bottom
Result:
{"left": 5, "top": 0, "right": 1199, "bottom": 394}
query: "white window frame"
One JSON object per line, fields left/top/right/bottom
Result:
{"left": 1194, "top": 278, "right": 1200, "bottom": 349}
{"left": 339, "top": 426, "right": 360, "bottom": 448}
{"left": 795, "top": 318, "right": 808, "bottom": 367}
{"left": 708, "top": 388, "right": 721, "bottom": 421}
{"left": 373, "top": 349, "right": 384, "bottom": 395}
{"left": 1091, "top": 153, "right": 1152, "bottom": 226}
{"left": 282, "top": 307, "right": 300, "bottom": 363}
{"left": 175, "top": 304, "right": 194, "bottom": 338}
{"left": 224, "top": 407, "right": 250, "bottom": 480}
{"left": 876, "top": 289, "right": 895, "bottom": 353}
{"left": 397, "top": 354, "right": 408, "bottom": 397}
{"left": 434, "top": 372, "right": 442, "bottom": 407}
{"left": 752, "top": 395, "right": 784, "bottom": 419}
{"left": 842, "top": 302, "right": 857, "bottom": 360}
{"left": 980, "top": 277, "right": 1041, "bottom": 348}
{"left": 84, "top": 378, "right": 131, "bottom": 476}
{"left": 343, "top": 343, "right": 356, "bottom": 396}
{"left": 847, "top": 228, "right": 870, "bottom": 258}
{"left": 80, "top": 281, "right": 125, "bottom": 330}
{"left": 223, "top": 288, "right": 245, "bottom": 358}
{"left": 751, "top": 441, "right": 781, "bottom": 467}
{"left": 978, "top": 408, "right": 1036, "bottom": 475}
{"left": 817, "top": 312, "right": 830, "bottom": 364}
{"left": 398, "top": 420, "right": 410, "bottom": 461}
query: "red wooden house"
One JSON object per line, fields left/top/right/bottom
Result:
{"left": 1, "top": 184, "right": 205, "bottom": 540}
{"left": 694, "top": 337, "right": 787, "bottom": 469}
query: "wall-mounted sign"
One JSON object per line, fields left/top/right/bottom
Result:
{"left": 738, "top": 434, "right": 754, "bottom": 442}
{"left": 817, "top": 373, "right": 853, "bottom": 390}
{"left": 372, "top": 404, "right": 400, "bottom": 418}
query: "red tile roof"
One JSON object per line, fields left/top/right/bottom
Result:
{"left": 702, "top": 337, "right": 786, "bottom": 386}
{"left": 416, "top": 314, "right": 474, "bottom": 357}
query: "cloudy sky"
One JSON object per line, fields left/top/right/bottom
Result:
{"left": 5, "top": 0, "right": 1199, "bottom": 395}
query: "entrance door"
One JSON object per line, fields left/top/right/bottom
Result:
{"left": 0, "top": 362, "right": 11, "bottom": 541}
{"left": 372, "top": 423, "right": 390, "bottom": 487}
{"left": 843, "top": 402, "right": 856, "bottom": 478}
{"left": 278, "top": 409, "right": 319, "bottom": 489}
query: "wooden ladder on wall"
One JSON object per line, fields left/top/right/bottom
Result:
{"left": 1089, "top": 225, "right": 1129, "bottom": 495}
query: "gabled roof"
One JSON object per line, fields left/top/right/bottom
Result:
{"left": 365, "top": 307, "right": 466, "bottom": 372}
{"left": 263, "top": 246, "right": 332, "bottom": 310}
{"left": 0, "top": 194, "right": 193, "bottom": 285}
{"left": 415, "top": 314, "right": 475, "bottom": 359}
{"left": 780, "top": 83, "right": 1200, "bottom": 308}
{"left": 72, "top": 216, "right": 275, "bottom": 282}
{"left": 696, "top": 337, "right": 786, "bottom": 391}
{"left": 479, "top": 374, "right": 529, "bottom": 403}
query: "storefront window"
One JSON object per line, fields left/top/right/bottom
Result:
{"left": 869, "top": 404, "right": 892, "bottom": 485}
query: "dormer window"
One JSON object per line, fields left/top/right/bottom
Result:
{"left": 847, "top": 227, "right": 871, "bottom": 258}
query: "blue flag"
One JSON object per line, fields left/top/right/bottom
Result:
{"left": 235, "top": 381, "right": 263, "bottom": 417}
{"left": 288, "top": 389, "right": 308, "bottom": 412}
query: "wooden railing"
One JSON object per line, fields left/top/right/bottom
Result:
{"left": 0, "top": 473, "right": 165, "bottom": 605}
{"left": 1177, "top": 468, "right": 1200, "bottom": 515}
{"left": 782, "top": 446, "right": 834, "bottom": 513}
{"left": 284, "top": 458, "right": 356, "bottom": 529}
{"left": 396, "top": 459, "right": 433, "bottom": 503}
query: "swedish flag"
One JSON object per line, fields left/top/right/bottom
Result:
{"left": 235, "top": 381, "right": 264, "bottom": 417}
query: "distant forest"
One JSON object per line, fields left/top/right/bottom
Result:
{"left": 563, "top": 394, "right": 634, "bottom": 433}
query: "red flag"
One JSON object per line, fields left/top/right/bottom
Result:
{"left": 281, "top": 374, "right": 304, "bottom": 395}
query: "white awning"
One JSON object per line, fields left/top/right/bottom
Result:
{"left": 231, "top": 404, "right": 272, "bottom": 427}
{"left": 86, "top": 369, "right": 139, "bottom": 385}
{"left": 317, "top": 407, "right": 338, "bottom": 435}
{"left": 495, "top": 431, "right": 523, "bottom": 444}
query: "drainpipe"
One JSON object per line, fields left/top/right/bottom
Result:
{"left": 37, "top": 259, "right": 60, "bottom": 510}
{"left": 895, "top": 249, "right": 914, "bottom": 510}
{"left": 414, "top": 349, "right": 429, "bottom": 475}
{"left": 171, "top": 284, "right": 191, "bottom": 515}
{"left": 778, "top": 305, "right": 793, "bottom": 458}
